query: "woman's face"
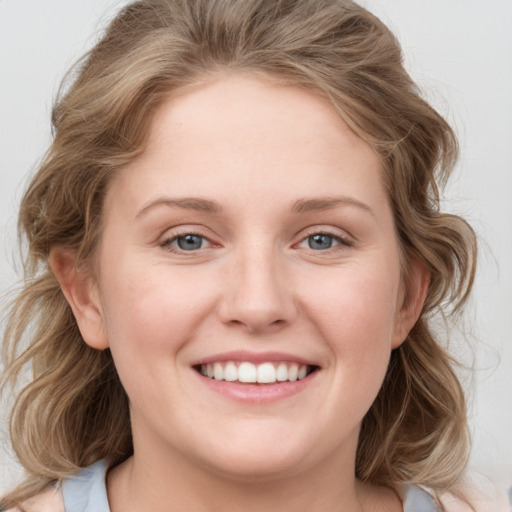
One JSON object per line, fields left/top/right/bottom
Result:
{"left": 74, "top": 74, "right": 424, "bottom": 479}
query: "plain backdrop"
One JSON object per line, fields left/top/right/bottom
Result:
{"left": 1, "top": 0, "right": 511, "bottom": 495}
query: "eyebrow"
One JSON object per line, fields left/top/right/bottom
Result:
{"left": 136, "top": 197, "right": 223, "bottom": 218}
{"left": 136, "top": 195, "right": 375, "bottom": 219}
{"left": 291, "top": 196, "right": 375, "bottom": 217}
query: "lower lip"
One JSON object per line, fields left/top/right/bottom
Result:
{"left": 194, "top": 370, "right": 318, "bottom": 403}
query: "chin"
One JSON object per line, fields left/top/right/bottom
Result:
{"left": 202, "top": 451, "right": 309, "bottom": 483}
{"left": 188, "top": 427, "right": 325, "bottom": 482}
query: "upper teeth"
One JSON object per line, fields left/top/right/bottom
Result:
{"left": 200, "top": 361, "right": 310, "bottom": 384}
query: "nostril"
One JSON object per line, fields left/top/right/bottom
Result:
{"left": 217, "top": 269, "right": 296, "bottom": 332}
{"left": 223, "top": 316, "right": 288, "bottom": 334}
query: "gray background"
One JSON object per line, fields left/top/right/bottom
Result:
{"left": 1, "top": 0, "right": 511, "bottom": 494}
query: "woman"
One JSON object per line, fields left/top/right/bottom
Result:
{"left": 0, "top": 0, "right": 491, "bottom": 510}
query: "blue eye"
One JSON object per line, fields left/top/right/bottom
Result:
{"left": 308, "top": 233, "right": 335, "bottom": 250}
{"left": 160, "top": 229, "right": 216, "bottom": 255}
{"left": 175, "top": 234, "right": 204, "bottom": 251}
{"left": 296, "top": 231, "right": 353, "bottom": 253}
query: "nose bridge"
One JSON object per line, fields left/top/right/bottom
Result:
{"left": 219, "top": 238, "right": 294, "bottom": 332}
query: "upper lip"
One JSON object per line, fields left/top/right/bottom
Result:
{"left": 191, "top": 350, "right": 319, "bottom": 367}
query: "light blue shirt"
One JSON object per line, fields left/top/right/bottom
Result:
{"left": 62, "top": 460, "right": 440, "bottom": 512}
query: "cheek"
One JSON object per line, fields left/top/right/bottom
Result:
{"left": 96, "top": 267, "right": 213, "bottom": 410}
{"left": 302, "top": 261, "right": 401, "bottom": 365}
{"left": 312, "top": 263, "right": 399, "bottom": 322}
{"left": 293, "top": 262, "right": 402, "bottom": 432}
{"left": 97, "top": 261, "right": 216, "bottom": 363}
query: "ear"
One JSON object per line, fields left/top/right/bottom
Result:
{"left": 49, "top": 247, "right": 109, "bottom": 350}
{"left": 391, "top": 258, "right": 430, "bottom": 349}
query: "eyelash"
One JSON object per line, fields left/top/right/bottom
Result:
{"left": 296, "top": 229, "right": 354, "bottom": 252}
{"left": 159, "top": 229, "right": 214, "bottom": 253}
{"left": 159, "top": 228, "right": 354, "bottom": 254}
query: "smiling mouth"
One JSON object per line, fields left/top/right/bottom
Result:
{"left": 195, "top": 361, "right": 318, "bottom": 384}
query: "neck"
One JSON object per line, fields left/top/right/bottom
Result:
{"left": 108, "top": 449, "right": 369, "bottom": 512}
{"left": 107, "top": 419, "right": 403, "bottom": 512}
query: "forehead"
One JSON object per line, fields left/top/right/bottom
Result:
{"left": 105, "top": 73, "right": 388, "bottom": 218}
{"left": 149, "top": 73, "right": 376, "bottom": 162}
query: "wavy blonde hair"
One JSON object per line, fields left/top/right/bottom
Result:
{"left": 1, "top": 0, "right": 476, "bottom": 508}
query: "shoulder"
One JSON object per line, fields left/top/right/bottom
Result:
{"left": 401, "top": 485, "right": 439, "bottom": 511}
{"left": 439, "top": 473, "right": 510, "bottom": 512}
{"left": 3, "top": 459, "right": 109, "bottom": 512}
{"left": 60, "top": 460, "right": 110, "bottom": 512}
{"left": 402, "top": 473, "right": 510, "bottom": 512}
{"left": 3, "top": 485, "right": 65, "bottom": 512}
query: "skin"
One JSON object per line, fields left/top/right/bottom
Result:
{"left": 51, "top": 73, "right": 429, "bottom": 512}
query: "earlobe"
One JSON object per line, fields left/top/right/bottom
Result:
{"left": 49, "top": 247, "right": 109, "bottom": 350}
{"left": 392, "top": 258, "right": 430, "bottom": 349}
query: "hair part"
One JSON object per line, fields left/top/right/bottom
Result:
{"left": 1, "top": 0, "right": 476, "bottom": 507}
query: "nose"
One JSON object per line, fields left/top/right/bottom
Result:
{"left": 217, "top": 244, "right": 297, "bottom": 335}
